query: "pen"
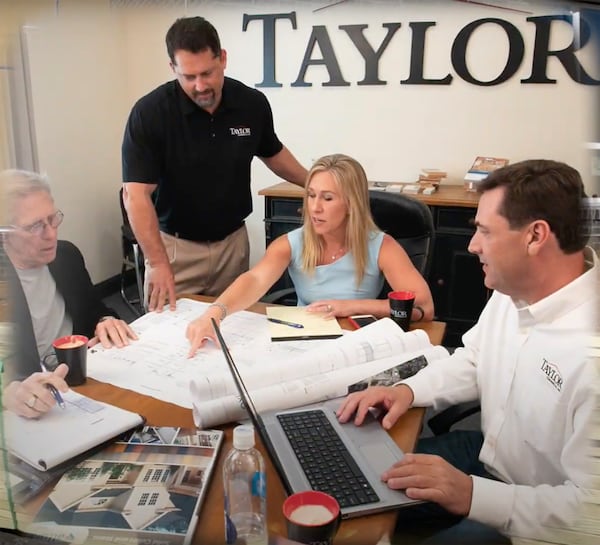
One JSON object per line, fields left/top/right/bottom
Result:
{"left": 267, "top": 317, "right": 305, "bottom": 329}
{"left": 46, "top": 383, "right": 66, "bottom": 409}
{"left": 40, "top": 361, "right": 66, "bottom": 409}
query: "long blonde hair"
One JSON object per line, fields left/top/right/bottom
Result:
{"left": 302, "top": 154, "right": 378, "bottom": 286}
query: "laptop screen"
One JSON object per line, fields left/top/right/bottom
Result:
{"left": 211, "top": 318, "right": 292, "bottom": 493}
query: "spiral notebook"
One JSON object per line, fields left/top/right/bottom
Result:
{"left": 3, "top": 390, "right": 144, "bottom": 471}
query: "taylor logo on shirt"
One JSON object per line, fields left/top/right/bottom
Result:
{"left": 540, "top": 358, "right": 563, "bottom": 392}
{"left": 230, "top": 126, "right": 251, "bottom": 136}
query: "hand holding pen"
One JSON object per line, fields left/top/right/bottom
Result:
{"left": 40, "top": 361, "right": 67, "bottom": 409}
{"left": 3, "top": 363, "right": 69, "bottom": 419}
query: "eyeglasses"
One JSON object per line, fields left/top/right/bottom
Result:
{"left": 11, "top": 210, "right": 64, "bottom": 236}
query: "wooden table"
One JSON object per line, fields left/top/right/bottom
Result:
{"left": 62, "top": 298, "right": 445, "bottom": 544}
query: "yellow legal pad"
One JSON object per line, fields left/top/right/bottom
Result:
{"left": 266, "top": 306, "right": 344, "bottom": 341}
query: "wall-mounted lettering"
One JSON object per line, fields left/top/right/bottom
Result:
{"left": 242, "top": 12, "right": 297, "bottom": 88}
{"left": 242, "top": 11, "right": 600, "bottom": 87}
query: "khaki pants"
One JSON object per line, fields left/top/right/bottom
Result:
{"left": 144, "top": 224, "right": 250, "bottom": 300}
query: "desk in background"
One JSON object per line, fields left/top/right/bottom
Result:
{"left": 259, "top": 182, "right": 489, "bottom": 346}
{"left": 24, "top": 297, "right": 445, "bottom": 545}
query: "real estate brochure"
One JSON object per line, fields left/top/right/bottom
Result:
{"left": 27, "top": 426, "right": 223, "bottom": 545}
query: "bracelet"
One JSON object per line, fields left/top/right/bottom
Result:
{"left": 209, "top": 302, "right": 228, "bottom": 321}
{"left": 413, "top": 306, "right": 425, "bottom": 322}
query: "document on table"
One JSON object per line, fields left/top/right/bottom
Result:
{"left": 87, "top": 298, "right": 334, "bottom": 408}
{"left": 190, "top": 318, "right": 449, "bottom": 427}
{"left": 191, "top": 317, "right": 432, "bottom": 402}
{"left": 192, "top": 344, "right": 449, "bottom": 428}
{"left": 4, "top": 390, "right": 143, "bottom": 471}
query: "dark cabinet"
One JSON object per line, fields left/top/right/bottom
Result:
{"left": 429, "top": 207, "right": 489, "bottom": 347}
{"left": 259, "top": 183, "right": 490, "bottom": 347}
{"left": 264, "top": 197, "right": 302, "bottom": 295}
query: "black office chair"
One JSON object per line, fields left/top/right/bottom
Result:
{"left": 119, "top": 188, "right": 145, "bottom": 316}
{"left": 262, "top": 190, "right": 435, "bottom": 305}
{"left": 369, "top": 190, "right": 435, "bottom": 294}
{"left": 427, "top": 400, "right": 481, "bottom": 435}
{"left": 423, "top": 344, "right": 481, "bottom": 435}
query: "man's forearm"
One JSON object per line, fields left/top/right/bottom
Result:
{"left": 124, "top": 191, "right": 169, "bottom": 267}
{"left": 263, "top": 146, "right": 307, "bottom": 187}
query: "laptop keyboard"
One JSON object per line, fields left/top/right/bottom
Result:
{"left": 277, "top": 410, "right": 380, "bottom": 508}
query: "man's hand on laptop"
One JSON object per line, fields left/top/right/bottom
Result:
{"left": 382, "top": 453, "right": 473, "bottom": 516}
{"left": 336, "top": 385, "right": 414, "bottom": 430}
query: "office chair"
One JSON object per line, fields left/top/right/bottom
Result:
{"left": 119, "top": 188, "right": 145, "bottom": 316}
{"left": 368, "top": 190, "right": 435, "bottom": 293}
{"left": 423, "top": 344, "right": 480, "bottom": 435}
{"left": 262, "top": 190, "right": 435, "bottom": 305}
{"left": 427, "top": 400, "right": 481, "bottom": 435}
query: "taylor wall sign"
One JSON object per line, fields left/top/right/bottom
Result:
{"left": 242, "top": 12, "right": 600, "bottom": 87}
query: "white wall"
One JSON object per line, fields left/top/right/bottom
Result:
{"left": 20, "top": 2, "right": 127, "bottom": 283}
{"left": 6, "top": 0, "right": 599, "bottom": 282}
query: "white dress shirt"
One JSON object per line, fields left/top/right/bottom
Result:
{"left": 402, "top": 248, "right": 598, "bottom": 541}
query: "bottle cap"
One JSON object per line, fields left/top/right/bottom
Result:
{"left": 233, "top": 425, "right": 255, "bottom": 450}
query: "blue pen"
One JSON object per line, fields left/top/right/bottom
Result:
{"left": 40, "top": 361, "right": 66, "bottom": 409}
{"left": 46, "top": 383, "right": 66, "bottom": 409}
{"left": 267, "top": 317, "right": 304, "bottom": 329}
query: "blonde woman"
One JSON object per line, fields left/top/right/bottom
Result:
{"left": 186, "top": 154, "right": 433, "bottom": 356}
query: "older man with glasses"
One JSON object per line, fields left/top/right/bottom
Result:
{"left": 1, "top": 169, "right": 137, "bottom": 418}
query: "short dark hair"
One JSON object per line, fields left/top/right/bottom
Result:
{"left": 165, "top": 16, "right": 221, "bottom": 63}
{"left": 478, "top": 159, "right": 588, "bottom": 253}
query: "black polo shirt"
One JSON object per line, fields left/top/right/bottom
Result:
{"left": 122, "top": 77, "right": 283, "bottom": 241}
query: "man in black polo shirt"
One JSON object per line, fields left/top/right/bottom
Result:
{"left": 122, "top": 16, "right": 307, "bottom": 312}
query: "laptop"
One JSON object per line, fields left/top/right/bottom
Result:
{"left": 211, "top": 319, "right": 419, "bottom": 519}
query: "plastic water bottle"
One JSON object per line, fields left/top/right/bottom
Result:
{"left": 223, "top": 425, "right": 267, "bottom": 545}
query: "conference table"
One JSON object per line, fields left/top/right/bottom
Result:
{"left": 72, "top": 296, "right": 446, "bottom": 545}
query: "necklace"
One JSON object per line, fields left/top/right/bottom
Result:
{"left": 330, "top": 247, "right": 345, "bottom": 261}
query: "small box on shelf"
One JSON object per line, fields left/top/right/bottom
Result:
{"left": 464, "top": 156, "right": 509, "bottom": 191}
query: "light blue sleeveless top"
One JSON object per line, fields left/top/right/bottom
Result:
{"left": 287, "top": 227, "right": 385, "bottom": 306}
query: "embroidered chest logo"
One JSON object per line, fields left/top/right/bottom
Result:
{"left": 229, "top": 126, "right": 251, "bottom": 137}
{"left": 540, "top": 358, "right": 563, "bottom": 392}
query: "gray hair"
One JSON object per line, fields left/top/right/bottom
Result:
{"left": 0, "top": 169, "right": 52, "bottom": 224}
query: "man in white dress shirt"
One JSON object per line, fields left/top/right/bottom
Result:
{"left": 338, "top": 159, "right": 598, "bottom": 544}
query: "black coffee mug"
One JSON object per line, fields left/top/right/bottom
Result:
{"left": 48, "top": 334, "right": 89, "bottom": 386}
{"left": 283, "top": 490, "right": 341, "bottom": 545}
{"left": 388, "top": 290, "right": 415, "bottom": 331}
